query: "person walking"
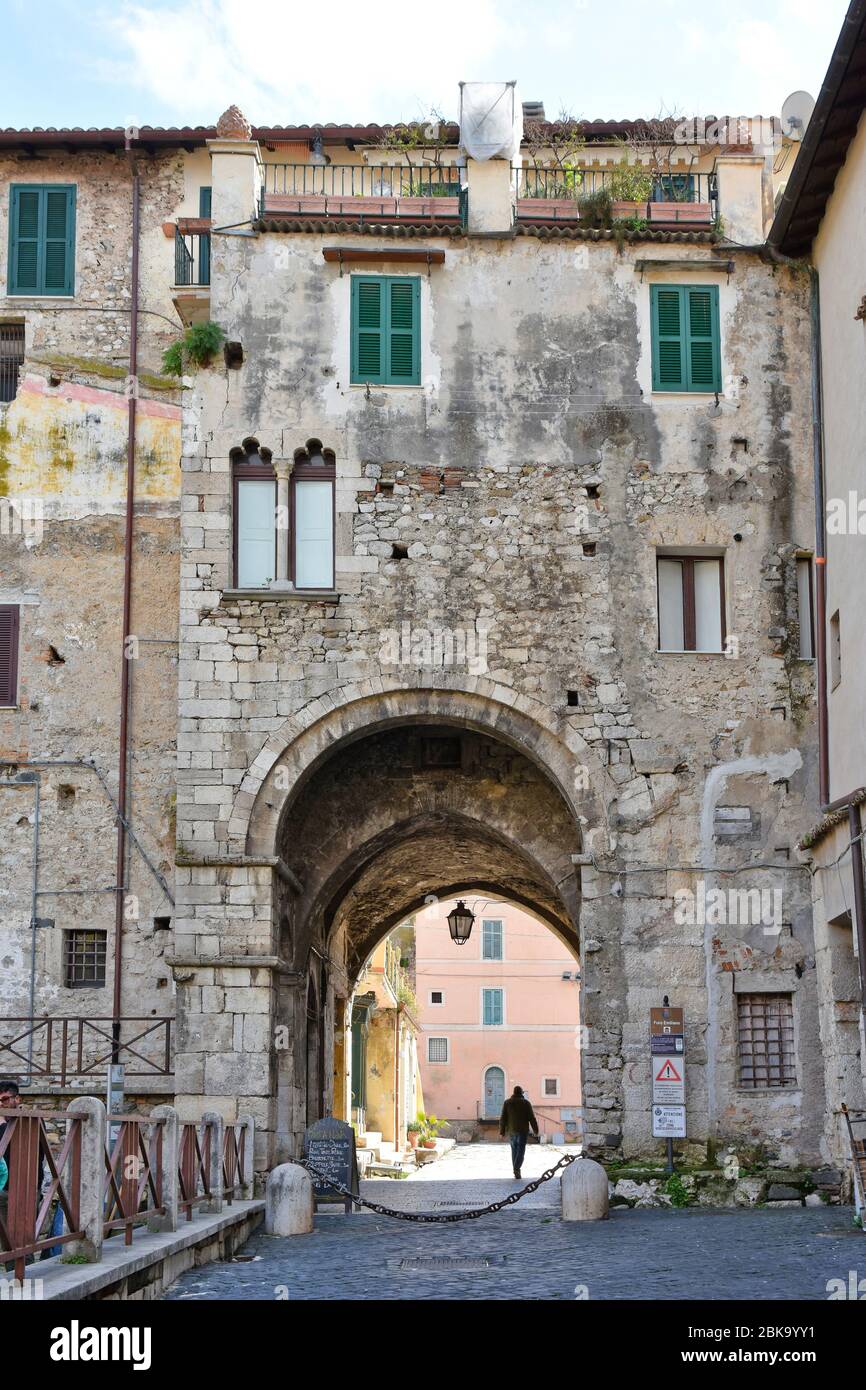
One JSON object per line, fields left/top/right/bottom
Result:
{"left": 499, "top": 1084, "right": 539, "bottom": 1179}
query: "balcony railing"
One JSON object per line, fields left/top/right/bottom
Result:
{"left": 514, "top": 166, "right": 718, "bottom": 223}
{"left": 174, "top": 226, "right": 211, "bottom": 286}
{"left": 260, "top": 162, "right": 464, "bottom": 222}
{"left": 0, "top": 1016, "right": 173, "bottom": 1085}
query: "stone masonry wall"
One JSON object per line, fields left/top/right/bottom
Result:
{"left": 173, "top": 187, "right": 823, "bottom": 1170}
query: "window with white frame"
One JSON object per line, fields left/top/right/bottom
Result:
{"left": 657, "top": 553, "right": 725, "bottom": 653}
{"left": 482, "top": 988, "right": 504, "bottom": 1026}
{"left": 232, "top": 437, "right": 335, "bottom": 590}
{"left": 429, "top": 989, "right": 444, "bottom": 1005}
{"left": 427, "top": 1036, "right": 449, "bottom": 1063}
{"left": 482, "top": 918, "right": 503, "bottom": 960}
{"left": 543, "top": 1077, "right": 560, "bottom": 1098}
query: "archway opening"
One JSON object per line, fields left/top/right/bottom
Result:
{"left": 271, "top": 715, "right": 586, "bottom": 1167}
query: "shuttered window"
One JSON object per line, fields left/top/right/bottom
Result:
{"left": 651, "top": 284, "right": 720, "bottom": 393}
{"left": 350, "top": 275, "right": 420, "bottom": 385}
{"left": 0, "top": 605, "right": 20, "bottom": 706}
{"left": 482, "top": 988, "right": 504, "bottom": 1026}
{"left": 8, "top": 186, "right": 76, "bottom": 296}
{"left": 482, "top": 919, "right": 503, "bottom": 960}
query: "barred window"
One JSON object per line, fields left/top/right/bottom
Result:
{"left": 0, "top": 323, "right": 24, "bottom": 403}
{"left": 427, "top": 1037, "right": 449, "bottom": 1064}
{"left": 64, "top": 929, "right": 107, "bottom": 988}
{"left": 737, "top": 993, "right": 796, "bottom": 1088}
{"left": 543, "top": 1077, "right": 560, "bottom": 1097}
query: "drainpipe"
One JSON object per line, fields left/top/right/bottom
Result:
{"left": 0, "top": 772, "right": 40, "bottom": 1083}
{"left": 113, "top": 132, "right": 141, "bottom": 1060}
{"left": 394, "top": 1006, "right": 401, "bottom": 1151}
{"left": 809, "top": 268, "right": 829, "bottom": 807}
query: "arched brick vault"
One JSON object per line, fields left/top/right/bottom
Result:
{"left": 234, "top": 684, "right": 612, "bottom": 983}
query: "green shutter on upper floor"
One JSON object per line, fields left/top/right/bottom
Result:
{"left": 8, "top": 185, "right": 76, "bottom": 297}
{"left": 651, "top": 283, "right": 720, "bottom": 393}
{"left": 351, "top": 274, "right": 420, "bottom": 385}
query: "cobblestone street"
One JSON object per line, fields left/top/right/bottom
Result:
{"left": 165, "top": 1145, "right": 862, "bottom": 1301}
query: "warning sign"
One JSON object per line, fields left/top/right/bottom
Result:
{"left": 652, "top": 1056, "right": 685, "bottom": 1105}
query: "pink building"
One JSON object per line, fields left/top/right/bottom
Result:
{"left": 415, "top": 899, "right": 582, "bottom": 1142}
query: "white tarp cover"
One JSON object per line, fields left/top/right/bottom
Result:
{"left": 459, "top": 82, "right": 522, "bottom": 161}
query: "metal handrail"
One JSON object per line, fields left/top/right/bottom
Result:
{"left": 513, "top": 165, "right": 717, "bottom": 206}
{"left": 0, "top": 1016, "right": 173, "bottom": 1084}
{"left": 263, "top": 162, "right": 465, "bottom": 199}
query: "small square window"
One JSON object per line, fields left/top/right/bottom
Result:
{"left": 430, "top": 989, "right": 444, "bottom": 1005}
{"left": 543, "top": 1077, "right": 560, "bottom": 1098}
{"left": 427, "top": 1036, "right": 449, "bottom": 1063}
{"left": 64, "top": 929, "right": 107, "bottom": 988}
{"left": 0, "top": 324, "right": 25, "bottom": 402}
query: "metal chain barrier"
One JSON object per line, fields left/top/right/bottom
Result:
{"left": 299, "top": 1152, "right": 577, "bottom": 1222}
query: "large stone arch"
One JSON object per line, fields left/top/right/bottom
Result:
{"left": 232, "top": 677, "right": 614, "bottom": 858}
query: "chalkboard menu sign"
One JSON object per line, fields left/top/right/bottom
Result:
{"left": 303, "top": 1116, "right": 360, "bottom": 1213}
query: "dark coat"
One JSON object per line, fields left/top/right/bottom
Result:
{"left": 499, "top": 1094, "right": 539, "bottom": 1137}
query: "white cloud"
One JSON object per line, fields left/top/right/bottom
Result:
{"left": 107, "top": 0, "right": 508, "bottom": 124}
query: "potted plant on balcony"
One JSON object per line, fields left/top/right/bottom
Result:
{"left": 407, "top": 1119, "right": 422, "bottom": 1150}
{"left": 608, "top": 159, "right": 653, "bottom": 220}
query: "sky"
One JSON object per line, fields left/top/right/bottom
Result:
{"left": 0, "top": 0, "right": 852, "bottom": 131}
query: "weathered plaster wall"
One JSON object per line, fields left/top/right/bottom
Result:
{"left": 0, "top": 149, "right": 191, "bottom": 1085}
{"left": 173, "top": 179, "right": 821, "bottom": 1171}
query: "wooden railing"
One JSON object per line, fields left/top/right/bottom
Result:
{"left": 0, "top": 1109, "right": 85, "bottom": 1282}
{"left": 0, "top": 1102, "right": 254, "bottom": 1279}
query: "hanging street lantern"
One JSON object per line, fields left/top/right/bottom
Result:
{"left": 447, "top": 899, "right": 475, "bottom": 945}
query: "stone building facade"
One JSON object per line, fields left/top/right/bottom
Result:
{"left": 0, "top": 133, "right": 192, "bottom": 1101}
{"left": 170, "top": 111, "right": 823, "bottom": 1173}
{"left": 0, "top": 103, "right": 840, "bottom": 1179}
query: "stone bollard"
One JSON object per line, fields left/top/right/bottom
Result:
{"left": 561, "top": 1158, "right": 609, "bottom": 1221}
{"left": 66, "top": 1096, "right": 107, "bottom": 1262}
{"left": 265, "top": 1163, "right": 314, "bottom": 1236}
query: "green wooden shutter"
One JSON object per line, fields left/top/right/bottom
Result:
{"left": 43, "top": 189, "right": 74, "bottom": 293}
{"left": 351, "top": 275, "right": 420, "bottom": 385}
{"left": 387, "top": 277, "right": 420, "bottom": 383}
{"left": 651, "top": 285, "right": 685, "bottom": 390}
{"left": 686, "top": 285, "right": 720, "bottom": 391}
{"left": 9, "top": 188, "right": 41, "bottom": 294}
{"left": 8, "top": 186, "right": 75, "bottom": 296}
{"left": 351, "top": 277, "right": 384, "bottom": 382}
{"left": 652, "top": 283, "right": 720, "bottom": 393}
{"left": 198, "top": 186, "right": 212, "bottom": 285}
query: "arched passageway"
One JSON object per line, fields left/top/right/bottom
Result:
{"left": 268, "top": 715, "right": 585, "bottom": 1149}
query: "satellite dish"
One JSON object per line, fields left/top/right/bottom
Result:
{"left": 781, "top": 91, "right": 815, "bottom": 141}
